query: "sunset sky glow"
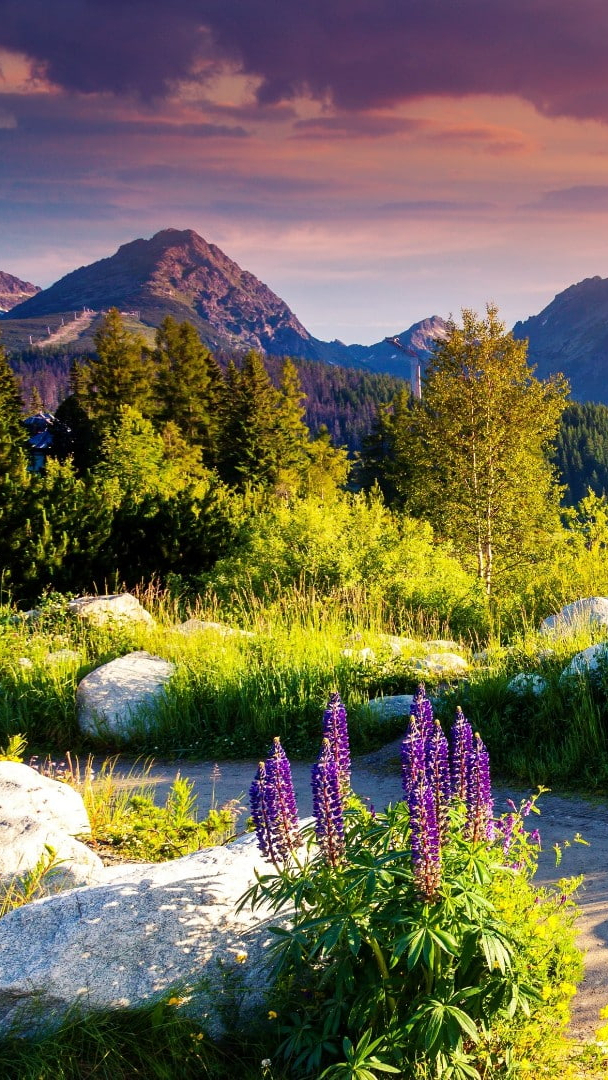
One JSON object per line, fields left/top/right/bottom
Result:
{"left": 3, "top": 1, "right": 608, "bottom": 343}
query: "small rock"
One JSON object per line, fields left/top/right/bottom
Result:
{"left": 77, "top": 651, "right": 175, "bottom": 739}
{"left": 45, "top": 649, "right": 81, "bottom": 665}
{"left": 176, "top": 619, "right": 253, "bottom": 638}
{"left": 366, "top": 695, "right": 414, "bottom": 721}
{"left": 411, "top": 652, "right": 468, "bottom": 675}
{"left": 561, "top": 644, "right": 608, "bottom": 680}
{"left": 68, "top": 594, "right": 155, "bottom": 627}
{"left": 507, "top": 673, "right": 547, "bottom": 696}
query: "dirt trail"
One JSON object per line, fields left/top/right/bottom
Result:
{"left": 109, "top": 739, "right": 608, "bottom": 1039}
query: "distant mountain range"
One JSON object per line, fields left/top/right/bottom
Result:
{"left": 5, "top": 229, "right": 608, "bottom": 401}
{"left": 0, "top": 228, "right": 447, "bottom": 381}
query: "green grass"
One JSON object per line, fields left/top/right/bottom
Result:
{"left": 0, "top": 1001, "right": 288, "bottom": 1080}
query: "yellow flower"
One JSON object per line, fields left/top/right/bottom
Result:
{"left": 559, "top": 982, "right": 577, "bottom": 998}
{"left": 599, "top": 1004, "right": 608, "bottom": 1020}
{"left": 167, "top": 996, "right": 182, "bottom": 1006}
{"left": 235, "top": 951, "right": 248, "bottom": 963}
{"left": 268, "top": 1010, "right": 278, "bottom": 1020}
{"left": 595, "top": 1022, "right": 608, "bottom": 1042}
{"left": 541, "top": 986, "right": 552, "bottom": 1001}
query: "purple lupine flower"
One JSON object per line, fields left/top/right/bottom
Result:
{"left": 410, "top": 683, "right": 434, "bottom": 738}
{"left": 450, "top": 706, "right": 474, "bottom": 799}
{"left": 495, "top": 812, "right": 516, "bottom": 858}
{"left": 426, "top": 720, "right": 451, "bottom": 843}
{"left": 401, "top": 716, "right": 426, "bottom": 801}
{"left": 465, "top": 732, "right": 494, "bottom": 843}
{"left": 408, "top": 772, "right": 441, "bottom": 901}
{"left": 322, "top": 692, "right": 351, "bottom": 796}
{"left": 264, "top": 737, "right": 301, "bottom": 859}
{"left": 249, "top": 761, "right": 278, "bottom": 863}
{"left": 311, "top": 738, "right": 345, "bottom": 867}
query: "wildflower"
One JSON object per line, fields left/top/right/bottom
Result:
{"left": 465, "top": 732, "right": 494, "bottom": 843}
{"left": 311, "top": 738, "right": 345, "bottom": 867}
{"left": 410, "top": 682, "right": 433, "bottom": 737}
{"left": 321, "top": 692, "right": 351, "bottom": 796}
{"left": 408, "top": 772, "right": 441, "bottom": 901}
{"left": 400, "top": 716, "right": 425, "bottom": 801}
{"left": 495, "top": 812, "right": 516, "bottom": 858}
{"left": 425, "top": 720, "right": 451, "bottom": 843}
{"left": 265, "top": 737, "right": 300, "bottom": 856}
{"left": 235, "top": 952, "right": 248, "bottom": 963}
{"left": 267, "top": 1010, "right": 277, "bottom": 1019}
{"left": 450, "top": 706, "right": 473, "bottom": 799}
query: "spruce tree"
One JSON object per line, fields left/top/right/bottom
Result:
{"left": 274, "top": 358, "right": 311, "bottom": 491}
{"left": 0, "top": 339, "right": 28, "bottom": 476}
{"left": 82, "top": 308, "right": 156, "bottom": 427}
{"left": 218, "top": 351, "right": 281, "bottom": 488}
{"left": 153, "top": 316, "right": 224, "bottom": 463}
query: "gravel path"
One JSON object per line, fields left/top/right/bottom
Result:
{"left": 109, "top": 739, "right": 608, "bottom": 1040}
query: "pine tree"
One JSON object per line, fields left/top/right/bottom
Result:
{"left": 218, "top": 351, "right": 282, "bottom": 488}
{"left": 0, "top": 339, "right": 28, "bottom": 477}
{"left": 153, "top": 316, "right": 224, "bottom": 462}
{"left": 81, "top": 308, "right": 156, "bottom": 427}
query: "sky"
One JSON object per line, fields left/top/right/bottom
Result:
{"left": 3, "top": 1, "right": 608, "bottom": 344}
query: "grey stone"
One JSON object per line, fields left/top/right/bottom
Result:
{"left": 176, "top": 619, "right": 254, "bottom": 639}
{"left": 68, "top": 594, "right": 155, "bottom": 627}
{"left": 507, "top": 672, "right": 548, "bottom": 696}
{"left": 561, "top": 643, "right": 608, "bottom": 680}
{"left": 0, "top": 835, "right": 278, "bottom": 1039}
{"left": 366, "top": 694, "right": 414, "bottom": 721}
{"left": 379, "top": 635, "right": 416, "bottom": 656}
{"left": 0, "top": 762, "right": 103, "bottom": 889}
{"left": 411, "top": 652, "right": 468, "bottom": 675}
{"left": 541, "top": 597, "right": 608, "bottom": 634}
{"left": 77, "top": 651, "right": 175, "bottom": 738}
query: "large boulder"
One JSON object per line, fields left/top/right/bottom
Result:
{"left": 541, "top": 597, "right": 608, "bottom": 634}
{"left": 0, "top": 762, "right": 103, "bottom": 889}
{"left": 0, "top": 835, "right": 276, "bottom": 1039}
{"left": 68, "top": 594, "right": 155, "bottom": 627}
{"left": 77, "top": 651, "right": 176, "bottom": 739}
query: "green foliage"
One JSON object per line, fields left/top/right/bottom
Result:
{"left": 0, "top": 339, "right": 28, "bottom": 476}
{"left": 395, "top": 306, "right": 569, "bottom": 595}
{"left": 244, "top": 792, "right": 582, "bottom": 1079}
{"left": 0, "top": 845, "right": 64, "bottom": 916}
{"left": 153, "top": 315, "right": 224, "bottom": 462}
{"left": 0, "top": 732, "right": 27, "bottom": 761}
{"left": 553, "top": 400, "right": 608, "bottom": 505}
{"left": 92, "top": 774, "right": 241, "bottom": 861}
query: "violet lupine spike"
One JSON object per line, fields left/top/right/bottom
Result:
{"left": 311, "top": 738, "right": 345, "bottom": 867}
{"left": 450, "top": 706, "right": 474, "bottom": 799}
{"left": 264, "top": 737, "right": 301, "bottom": 860}
{"left": 408, "top": 772, "right": 441, "bottom": 901}
{"left": 322, "top": 692, "right": 351, "bottom": 796}
{"left": 465, "top": 732, "right": 494, "bottom": 843}
{"left": 400, "top": 716, "right": 426, "bottom": 802}
{"left": 410, "top": 683, "right": 434, "bottom": 738}
{"left": 426, "top": 720, "right": 451, "bottom": 844}
{"left": 249, "top": 761, "right": 279, "bottom": 863}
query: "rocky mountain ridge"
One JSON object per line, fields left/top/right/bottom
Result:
{"left": 1, "top": 229, "right": 447, "bottom": 381}
{"left": 0, "top": 271, "right": 40, "bottom": 313}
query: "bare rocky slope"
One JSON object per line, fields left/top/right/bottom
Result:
{"left": 0, "top": 271, "right": 40, "bottom": 313}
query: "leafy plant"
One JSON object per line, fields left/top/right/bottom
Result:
{"left": 0, "top": 845, "right": 64, "bottom": 916}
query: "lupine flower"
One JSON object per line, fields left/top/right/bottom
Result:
{"left": 410, "top": 683, "right": 434, "bottom": 738}
{"left": 495, "top": 812, "right": 516, "bottom": 858}
{"left": 450, "top": 706, "right": 474, "bottom": 799}
{"left": 408, "top": 772, "right": 441, "bottom": 901}
{"left": 249, "top": 761, "right": 276, "bottom": 862}
{"left": 249, "top": 739, "right": 300, "bottom": 864}
{"left": 265, "top": 737, "right": 301, "bottom": 857}
{"left": 465, "top": 732, "right": 494, "bottom": 843}
{"left": 322, "top": 692, "right": 351, "bottom": 796}
{"left": 426, "top": 720, "right": 451, "bottom": 843}
{"left": 311, "top": 738, "right": 345, "bottom": 867}
{"left": 401, "top": 716, "right": 426, "bottom": 801}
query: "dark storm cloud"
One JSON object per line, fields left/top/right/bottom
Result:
{"left": 4, "top": 1, "right": 608, "bottom": 123}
